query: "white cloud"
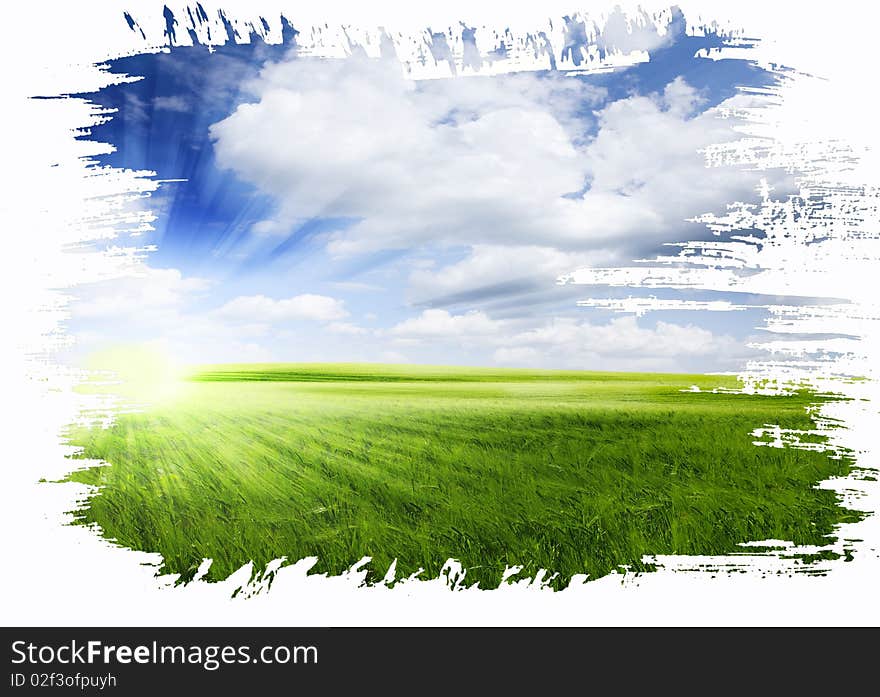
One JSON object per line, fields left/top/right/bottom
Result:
{"left": 389, "top": 309, "right": 503, "bottom": 339}
{"left": 215, "top": 294, "right": 348, "bottom": 323}
{"left": 506, "top": 315, "right": 721, "bottom": 356}
{"left": 210, "top": 57, "right": 600, "bottom": 254}
{"left": 210, "top": 58, "right": 779, "bottom": 319}
{"left": 71, "top": 267, "right": 211, "bottom": 319}
{"left": 573, "top": 77, "right": 763, "bottom": 253}
{"left": 211, "top": 59, "right": 765, "bottom": 267}
{"left": 388, "top": 308, "right": 750, "bottom": 370}
{"left": 68, "top": 266, "right": 284, "bottom": 364}
{"left": 327, "top": 321, "right": 368, "bottom": 335}
{"left": 494, "top": 315, "right": 751, "bottom": 370}
{"left": 70, "top": 279, "right": 356, "bottom": 364}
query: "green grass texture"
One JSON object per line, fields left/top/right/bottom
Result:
{"left": 62, "top": 364, "right": 864, "bottom": 589}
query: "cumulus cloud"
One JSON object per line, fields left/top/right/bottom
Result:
{"left": 215, "top": 294, "right": 348, "bottom": 322}
{"left": 389, "top": 309, "right": 750, "bottom": 370}
{"left": 502, "top": 315, "right": 726, "bottom": 356}
{"left": 211, "top": 59, "right": 761, "bottom": 264}
{"left": 69, "top": 266, "right": 279, "bottom": 364}
{"left": 69, "top": 269, "right": 360, "bottom": 365}
{"left": 499, "top": 315, "right": 752, "bottom": 370}
{"left": 208, "top": 57, "right": 776, "bottom": 325}
{"left": 573, "top": 77, "right": 761, "bottom": 254}
{"left": 209, "top": 57, "right": 600, "bottom": 254}
{"left": 389, "top": 309, "right": 502, "bottom": 338}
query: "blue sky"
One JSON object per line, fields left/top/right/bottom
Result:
{"left": 68, "top": 7, "right": 798, "bottom": 371}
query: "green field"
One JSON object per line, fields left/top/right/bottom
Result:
{"left": 62, "top": 364, "right": 863, "bottom": 589}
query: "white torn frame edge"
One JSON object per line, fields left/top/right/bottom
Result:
{"left": 1, "top": 0, "right": 879, "bottom": 625}
{"left": 114, "top": 1, "right": 707, "bottom": 79}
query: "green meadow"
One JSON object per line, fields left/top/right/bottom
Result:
{"left": 63, "top": 364, "right": 863, "bottom": 589}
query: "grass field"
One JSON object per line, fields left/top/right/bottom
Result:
{"left": 62, "top": 364, "right": 864, "bottom": 589}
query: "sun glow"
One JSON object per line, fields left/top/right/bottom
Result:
{"left": 80, "top": 344, "right": 190, "bottom": 407}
